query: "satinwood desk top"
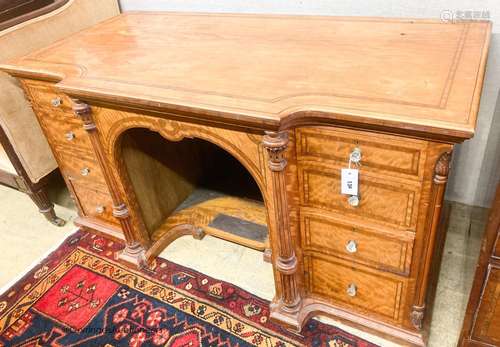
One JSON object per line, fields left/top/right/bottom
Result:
{"left": 0, "top": 12, "right": 491, "bottom": 141}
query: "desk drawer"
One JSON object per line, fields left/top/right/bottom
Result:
{"left": 58, "top": 150, "right": 107, "bottom": 187}
{"left": 23, "top": 79, "right": 74, "bottom": 115}
{"left": 300, "top": 210, "right": 414, "bottom": 275}
{"left": 298, "top": 164, "right": 420, "bottom": 229}
{"left": 304, "top": 253, "right": 406, "bottom": 322}
{"left": 296, "top": 127, "right": 427, "bottom": 181}
{"left": 69, "top": 181, "right": 118, "bottom": 226}
{"left": 37, "top": 109, "right": 92, "bottom": 152}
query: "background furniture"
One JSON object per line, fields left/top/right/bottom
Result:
{"left": 0, "top": 0, "right": 119, "bottom": 225}
{"left": 0, "top": 0, "right": 67, "bottom": 31}
{"left": 459, "top": 181, "right": 500, "bottom": 346}
{"left": 0, "top": 13, "right": 490, "bottom": 346}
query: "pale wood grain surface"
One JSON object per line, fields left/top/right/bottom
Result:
{"left": 0, "top": 12, "right": 491, "bottom": 141}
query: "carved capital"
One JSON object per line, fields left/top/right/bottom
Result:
{"left": 276, "top": 253, "right": 298, "bottom": 275}
{"left": 112, "top": 203, "right": 130, "bottom": 219}
{"left": 433, "top": 151, "right": 452, "bottom": 184}
{"left": 410, "top": 305, "right": 425, "bottom": 330}
{"left": 71, "top": 99, "right": 96, "bottom": 131}
{"left": 263, "top": 131, "right": 288, "bottom": 171}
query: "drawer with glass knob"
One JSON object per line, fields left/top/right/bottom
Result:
{"left": 23, "top": 79, "right": 74, "bottom": 115}
{"left": 57, "top": 149, "right": 107, "bottom": 187}
{"left": 36, "top": 108, "right": 92, "bottom": 151}
{"left": 69, "top": 180, "right": 118, "bottom": 226}
{"left": 300, "top": 209, "right": 414, "bottom": 275}
{"left": 21, "top": 80, "right": 94, "bottom": 152}
{"left": 296, "top": 126, "right": 427, "bottom": 181}
{"left": 303, "top": 253, "right": 408, "bottom": 323}
{"left": 298, "top": 162, "right": 421, "bottom": 230}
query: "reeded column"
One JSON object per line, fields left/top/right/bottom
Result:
{"left": 263, "top": 131, "right": 301, "bottom": 314}
{"left": 72, "top": 100, "right": 146, "bottom": 268}
{"left": 411, "top": 150, "right": 452, "bottom": 330}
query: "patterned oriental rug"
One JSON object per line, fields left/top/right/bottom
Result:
{"left": 0, "top": 230, "right": 378, "bottom": 347}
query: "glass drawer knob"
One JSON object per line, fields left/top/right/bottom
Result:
{"left": 65, "top": 131, "right": 75, "bottom": 141}
{"left": 80, "top": 167, "right": 90, "bottom": 176}
{"left": 348, "top": 195, "right": 360, "bottom": 207}
{"left": 95, "top": 205, "right": 105, "bottom": 214}
{"left": 350, "top": 147, "right": 362, "bottom": 163}
{"left": 51, "top": 97, "right": 62, "bottom": 107}
{"left": 346, "top": 240, "right": 358, "bottom": 253}
{"left": 347, "top": 283, "right": 357, "bottom": 297}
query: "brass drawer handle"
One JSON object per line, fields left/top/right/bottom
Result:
{"left": 51, "top": 97, "right": 62, "bottom": 108}
{"left": 349, "top": 147, "right": 362, "bottom": 164}
{"left": 95, "top": 205, "right": 105, "bottom": 214}
{"left": 348, "top": 195, "right": 360, "bottom": 207}
{"left": 80, "top": 167, "right": 90, "bottom": 176}
{"left": 65, "top": 131, "right": 75, "bottom": 141}
{"left": 347, "top": 283, "right": 357, "bottom": 297}
{"left": 346, "top": 240, "right": 358, "bottom": 253}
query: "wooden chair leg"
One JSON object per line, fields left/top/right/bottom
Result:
{"left": 0, "top": 125, "right": 65, "bottom": 227}
{"left": 28, "top": 187, "right": 65, "bottom": 226}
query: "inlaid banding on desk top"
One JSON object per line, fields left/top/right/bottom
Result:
{"left": 0, "top": 12, "right": 490, "bottom": 141}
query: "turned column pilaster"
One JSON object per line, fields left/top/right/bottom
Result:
{"left": 263, "top": 131, "right": 301, "bottom": 313}
{"left": 411, "top": 150, "right": 452, "bottom": 330}
{"left": 72, "top": 100, "right": 146, "bottom": 268}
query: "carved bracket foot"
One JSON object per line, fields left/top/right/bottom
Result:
{"left": 410, "top": 305, "right": 425, "bottom": 330}
{"left": 269, "top": 297, "right": 304, "bottom": 333}
{"left": 117, "top": 243, "right": 147, "bottom": 269}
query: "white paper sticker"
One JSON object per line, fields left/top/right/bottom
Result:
{"left": 341, "top": 168, "right": 358, "bottom": 195}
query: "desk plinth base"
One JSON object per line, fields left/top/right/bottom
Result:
{"left": 117, "top": 244, "right": 147, "bottom": 269}
{"left": 270, "top": 297, "right": 427, "bottom": 347}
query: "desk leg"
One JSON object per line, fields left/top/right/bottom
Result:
{"left": 72, "top": 100, "right": 147, "bottom": 268}
{"left": 263, "top": 131, "right": 302, "bottom": 330}
{"left": 411, "top": 150, "right": 452, "bottom": 330}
